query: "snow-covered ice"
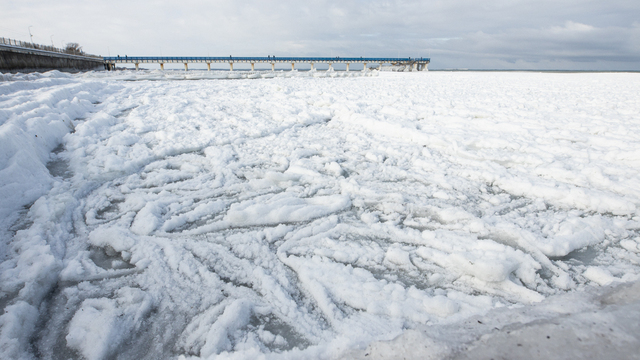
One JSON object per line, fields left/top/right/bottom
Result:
{"left": 1, "top": 69, "right": 640, "bottom": 359}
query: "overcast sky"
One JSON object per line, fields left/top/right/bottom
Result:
{"left": 3, "top": 0, "right": 639, "bottom": 70}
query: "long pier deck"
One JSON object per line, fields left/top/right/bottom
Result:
{"left": 103, "top": 56, "right": 430, "bottom": 71}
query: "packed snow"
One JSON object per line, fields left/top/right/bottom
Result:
{"left": 1, "top": 69, "right": 640, "bottom": 359}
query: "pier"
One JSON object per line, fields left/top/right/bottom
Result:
{"left": 1, "top": 37, "right": 104, "bottom": 71}
{"left": 103, "top": 56, "right": 430, "bottom": 71}
{"left": 0, "top": 36, "right": 430, "bottom": 72}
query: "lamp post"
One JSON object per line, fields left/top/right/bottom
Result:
{"left": 50, "top": 35, "right": 54, "bottom": 47}
{"left": 28, "top": 26, "right": 33, "bottom": 43}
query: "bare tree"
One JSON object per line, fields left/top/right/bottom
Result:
{"left": 64, "top": 42, "right": 83, "bottom": 55}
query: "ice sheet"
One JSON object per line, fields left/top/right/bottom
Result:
{"left": 1, "top": 70, "right": 640, "bottom": 359}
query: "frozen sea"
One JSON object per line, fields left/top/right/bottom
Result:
{"left": 1, "top": 69, "right": 640, "bottom": 359}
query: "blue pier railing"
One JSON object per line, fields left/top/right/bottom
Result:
{"left": 103, "top": 56, "right": 430, "bottom": 63}
{"left": 102, "top": 56, "right": 430, "bottom": 71}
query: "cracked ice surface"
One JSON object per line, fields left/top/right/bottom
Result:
{"left": 1, "top": 70, "right": 640, "bottom": 359}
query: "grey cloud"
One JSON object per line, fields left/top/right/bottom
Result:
{"left": 430, "top": 22, "right": 640, "bottom": 69}
{"left": 3, "top": 0, "right": 640, "bottom": 69}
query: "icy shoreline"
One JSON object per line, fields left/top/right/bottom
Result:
{"left": 1, "top": 70, "right": 639, "bottom": 359}
{"left": 84, "top": 68, "right": 380, "bottom": 81}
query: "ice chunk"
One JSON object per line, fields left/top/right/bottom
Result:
{"left": 224, "top": 194, "right": 351, "bottom": 227}
{"left": 130, "top": 202, "right": 163, "bottom": 235}
{"left": 200, "top": 299, "right": 254, "bottom": 357}
{"left": 66, "top": 288, "right": 154, "bottom": 360}
{"left": 536, "top": 217, "right": 606, "bottom": 257}
{"left": 89, "top": 226, "right": 137, "bottom": 253}
{"left": 583, "top": 267, "right": 618, "bottom": 286}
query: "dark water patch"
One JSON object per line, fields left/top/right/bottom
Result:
{"left": 8, "top": 202, "right": 36, "bottom": 237}
{"left": 551, "top": 245, "right": 600, "bottom": 264}
{"left": 115, "top": 106, "right": 138, "bottom": 119}
{"left": 30, "top": 284, "right": 84, "bottom": 360}
{"left": 249, "top": 314, "right": 312, "bottom": 352}
{"left": 46, "top": 158, "right": 72, "bottom": 179}
{"left": 0, "top": 290, "right": 20, "bottom": 315}
{"left": 368, "top": 265, "right": 433, "bottom": 292}
{"left": 95, "top": 198, "right": 124, "bottom": 221}
{"left": 536, "top": 267, "right": 556, "bottom": 282}
{"left": 217, "top": 274, "right": 254, "bottom": 291}
{"left": 51, "top": 144, "right": 64, "bottom": 154}
{"left": 111, "top": 308, "right": 171, "bottom": 360}
{"left": 89, "top": 246, "right": 135, "bottom": 271}
{"left": 9, "top": 214, "right": 34, "bottom": 234}
{"left": 47, "top": 145, "right": 72, "bottom": 179}
{"left": 167, "top": 216, "right": 222, "bottom": 234}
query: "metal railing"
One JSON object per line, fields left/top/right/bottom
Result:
{"left": 0, "top": 37, "right": 102, "bottom": 59}
{"left": 103, "top": 56, "right": 430, "bottom": 63}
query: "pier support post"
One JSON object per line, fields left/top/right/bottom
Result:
{"left": 310, "top": 63, "right": 314, "bottom": 70}
{"left": 251, "top": 63, "right": 255, "bottom": 71}
{"left": 207, "top": 63, "right": 211, "bottom": 71}
{"left": 328, "top": 63, "right": 333, "bottom": 71}
{"left": 230, "top": 63, "right": 233, "bottom": 71}
{"left": 412, "top": 63, "right": 417, "bottom": 71}
{"left": 346, "top": 63, "right": 350, "bottom": 71}
{"left": 291, "top": 63, "right": 295, "bottom": 71}
{"left": 160, "top": 63, "right": 164, "bottom": 70}
{"left": 135, "top": 63, "right": 139, "bottom": 71}
{"left": 184, "top": 63, "right": 188, "bottom": 71}
{"left": 271, "top": 63, "right": 275, "bottom": 71}
{"left": 363, "top": 63, "right": 367, "bottom": 71}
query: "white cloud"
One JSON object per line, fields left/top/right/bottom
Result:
{"left": 559, "top": 21, "right": 595, "bottom": 32}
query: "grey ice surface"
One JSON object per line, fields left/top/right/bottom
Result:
{"left": 352, "top": 281, "right": 640, "bottom": 360}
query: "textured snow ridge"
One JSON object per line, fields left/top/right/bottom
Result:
{"left": 1, "top": 70, "right": 640, "bottom": 359}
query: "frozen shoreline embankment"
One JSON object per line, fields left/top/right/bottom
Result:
{"left": 0, "top": 44, "right": 104, "bottom": 72}
{"left": 351, "top": 280, "right": 640, "bottom": 359}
